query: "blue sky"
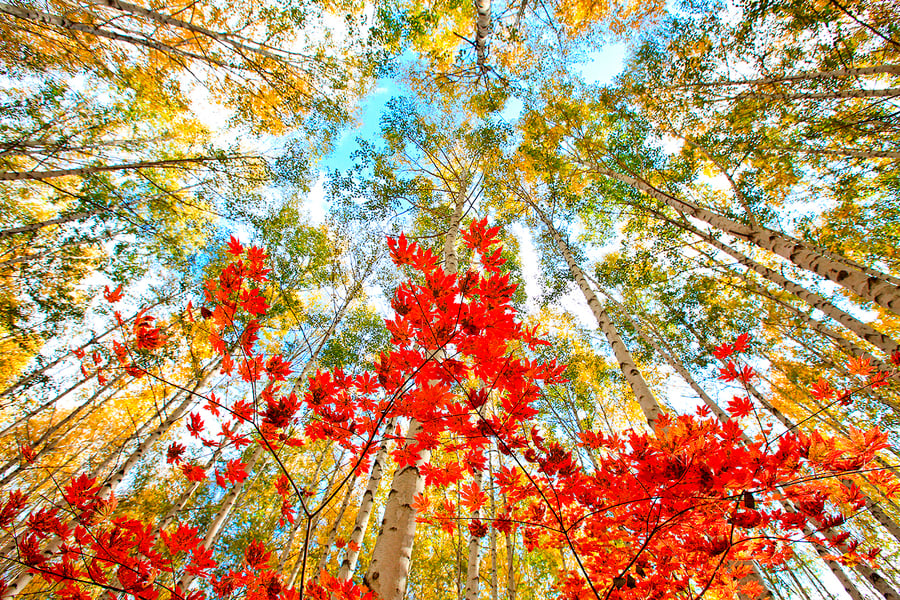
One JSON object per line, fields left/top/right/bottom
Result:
{"left": 318, "top": 42, "right": 629, "bottom": 175}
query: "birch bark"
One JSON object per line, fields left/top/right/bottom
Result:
{"left": 590, "top": 165, "right": 900, "bottom": 315}
{"left": 528, "top": 200, "right": 662, "bottom": 426}
{"left": 363, "top": 185, "right": 467, "bottom": 599}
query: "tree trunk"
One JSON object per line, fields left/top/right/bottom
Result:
{"left": 1, "top": 373, "right": 103, "bottom": 440}
{"left": 804, "top": 519, "right": 898, "bottom": 600}
{"left": 1, "top": 360, "right": 215, "bottom": 598}
{"left": 528, "top": 200, "right": 661, "bottom": 426}
{"left": 489, "top": 464, "right": 499, "bottom": 600}
{"left": 599, "top": 289, "right": 732, "bottom": 424}
{"left": 362, "top": 419, "right": 430, "bottom": 599}
{"left": 0, "top": 295, "right": 173, "bottom": 402}
{"left": 314, "top": 472, "right": 358, "bottom": 575}
{"left": 338, "top": 417, "right": 396, "bottom": 580}
{"left": 754, "top": 564, "right": 785, "bottom": 600}
{"left": 806, "top": 530, "right": 867, "bottom": 600}
{"left": 0, "top": 211, "right": 97, "bottom": 240}
{"left": 464, "top": 470, "right": 485, "bottom": 600}
{"left": 474, "top": 0, "right": 491, "bottom": 72}
{"left": 684, "top": 65, "right": 900, "bottom": 87}
{"left": 735, "top": 87, "right": 900, "bottom": 101}
{"left": 364, "top": 184, "right": 467, "bottom": 599}
{"left": 0, "top": 2, "right": 230, "bottom": 67}
{"left": 154, "top": 444, "right": 224, "bottom": 535}
{"left": 785, "top": 567, "right": 815, "bottom": 600}
{"left": 0, "top": 372, "right": 126, "bottom": 487}
{"left": 0, "top": 157, "right": 221, "bottom": 181}
{"left": 90, "top": 0, "right": 292, "bottom": 64}
{"left": 684, "top": 223, "right": 900, "bottom": 356}
{"left": 505, "top": 530, "right": 516, "bottom": 600}
{"left": 592, "top": 165, "right": 900, "bottom": 315}
{"left": 687, "top": 326, "right": 900, "bottom": 590}
{"left": 747, "top": 280, "right": 900, "bottom": 386}
{"left": 797, "top": 147, "right": 900, "bottom": 160}
{"left": 177, "top": 444, "right": 266, "bottom": 589}
{"left": 747, "top": 381, "right": 900, "bottom": 545}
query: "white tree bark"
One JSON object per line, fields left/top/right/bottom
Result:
{"left": 2, "top": 361, "right": 217, "bottom": 598}
{"left": 314, "top": 472, "right": 358, "bottom": 574}
{"left": 684, "top": 65, "right": 900, "bottom": 87}
{"left": 683, "top": 222, "right": 900, "bottom": 356}
{"left": 364, "top": 184, "right": 467, "bottom": 599}
{"left": 338, "top": 417, "right": 396, "bottom": 580}
{"left": 0, "top": 157, "right": 220, "bottom": 181}
{"left": 474, "top": 0, "right": 491, "bottom": 71}
{"left": 464, "top": 471, "right": 485, "bottom": 600}
{"left": 603, "top": 294, "right": 733, "bottom": 425}
{"left": 177, "top": 444, "right": 266, "bottom": 589}
{"left": 591, "top": 166, "right": 900, "bottom": 316}
{"left": 529, "top": 201, "right": 661, "bottom": 426}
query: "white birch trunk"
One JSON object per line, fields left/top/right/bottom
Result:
{"left": 529, "top": 201, "right": 661, "bottom": 426}
{"left": 592, "top": 166, "right": 900, "bottom": 315}
{"left": 177, "top": 444, "right": 266, "bottom": 589}
{"left": 0, "top": 210, "right": 96, "bottom": 240}
{"left": 2, "top": 361, "right": 217, "bottom": 598}
{"left": 748, "top": 281, "right": 900, "bottom": 386}
{"left": 600, "top": 291, "right": 733, "bottom": 425}
{"left": 687, "top": 225, "right": 900, "bottom": 356}
{"left": 0, "top": 373, "right": 126, "bottom": 486}
{"left": 363, "top": 185, "right": 467, "bottom": 599}
{"left": 735, "top": 87, "right": 900, "bottom": 101}
{"left": 0, "top": 157, "right": 218, "bottom": 181}
{"left": 685, "top": 65, "right": 900, "bottom": 87}
{"left": 314, "top": 473, "right": 358, "bottom": 574}
{"left": 154, "top": 444, "right": 224, "bottom": 536}
{"left": 474, "top": 0, "right": 491, "bottom": 71}
{"left": 338, "top": 417, "right": 396, "bottom": 580}
{"left": 464, "top": 471, "right": 485, "bottom": 600}
{"left": 505, "top": 530, "right": 516, "bottom": 600}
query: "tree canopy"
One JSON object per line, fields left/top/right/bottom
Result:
{"left": 2, "top": 1, "right": 900, "bottom": 599}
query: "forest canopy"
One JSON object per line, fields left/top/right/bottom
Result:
{"left": 2, "top": 0, "right": 900, "bottom": 599}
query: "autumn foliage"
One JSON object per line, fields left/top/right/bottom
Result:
{"left": 1, "top": 224, "right": 896, "bottom": 600}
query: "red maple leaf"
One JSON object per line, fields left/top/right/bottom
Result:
{"left": 732, "top": 333, "right": 751, "bottom": 353}
{"left": 463, "top": 217, "right": 501, "bottom": 253}
{"left": 63, "top": 474, "right": 100, "bottom": 512}
{"left": 132, "top": 308, "right": 165, "bottom": 350}
{"left": 468, "top": 519, "right": 488, "bottom": 538}
{"left": 181, "top": 463, "right": 206, "bottom": 482}
{"left": 244, "top": 539, "right": 271, "bottom": 569}
{"left": 240, "top": 320, "right": 261, "bottom": 353}
{"left": 21, "top": 444, "right": 36, "bottom": 464}
{"left": 238, "top": 355, "right": 264, "bottom": 382}
{"left": 226, "top": 235, "right": 244, "bottom": 256}
{"left": 727, "top": 395, "right": 754, "bottom": 419}
{"left": 460, "top": 481, "right": 487, "bottom": 512}
{"left": 221, "top": 352, "right": 234, "bottom": 376}
{"left": 848, "top": 356, "right": 874, "bottom": 377}
{"left": 713, "top": 343, "right": 732, "bottom": 360}
{"left": 811, "top": 379, "right": 833, "bottom": 401}
{"left": 103, "top": 284, "right": 124, "bottom": 303}
{"left": 187, "top": 413, "right": 204, "bottom": 438}
{"left": 224, "top": 459, "right": 248, "bottom": 484}
{"left": 240, "top": 288, "right": 269, "bottom": 316}
{"left": 161, "top": 523, "right": 201, "bottom": 555}
{"left": 246, "top": 246, "right": 271, "bottom": 281}
{"left": 265, "top": 355, "right": 292, "bottom": 381}
{"left": 167, "top": 442, "right": 186, "bottom": 464}
{"left": 355, "top": 372, "right": 378, "bottom": 394}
